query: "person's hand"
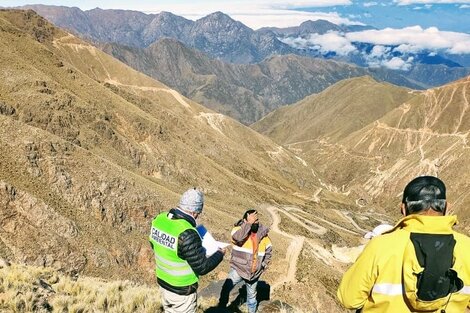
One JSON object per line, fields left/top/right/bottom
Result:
{"left": 246, "top": 211, "right": 258, "bottom": 224}
{"left": 218, "top": 247, "right": 227, "bottom": 255}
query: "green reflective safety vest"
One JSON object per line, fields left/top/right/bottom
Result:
{"left": 149, "top": 212, "right": 198, "bottom": 287}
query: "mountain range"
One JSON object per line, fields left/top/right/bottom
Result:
{"left": 0, "top": 8, "right": 322, "bottom": 280}
{"left": 102, "top": 38, "right": 426, "bottom": 124}
{"left": 15, "top": 5, "right": 470, "bottom": 125}
{"left": 1, "top": 8, "right": 470, "bottom": 312}
{"left": 16, "top": 6, "right": 296, "bottom": 64}
{"left": 0, "top": 9, "right": 366, "bottom": 311}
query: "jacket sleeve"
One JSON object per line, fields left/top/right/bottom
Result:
{"left": 337, "top": 239, "right": 378, "bottom": 310}
{"left": 232, "top": 223, "right": 251, "bottom": 245}
{"left": 178, "top": 228, "right": 223, "bottom": 276}
{"left": 262, "top": 236, "right": 272, "bottom": 268}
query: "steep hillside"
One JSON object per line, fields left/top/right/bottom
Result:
{"left": 0, "top": 9, "right": 323, "bottom": 280}
{"left": 331, "top": 76, "right": 470, "bottom": 223}
{"left": 102, "top": 39, "right": 376, "bottom": 124}
{"left": 253, "top": 76, "right": 414, "bottom": 143}
{"left": 0, "top": 11, "right": 379, "bottom": 312}
{"left": 256, "top": 75, "right": 470, "bottom": 231}
{"left": 103, "top": 39, "right": 423, "bottom": 125}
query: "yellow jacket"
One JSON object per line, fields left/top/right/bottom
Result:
{"left": 338, "top": 215, "right": 470, "bottom": 312}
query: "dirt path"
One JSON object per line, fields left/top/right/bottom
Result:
{"left": 265, "top": 206, "right": 305, "bottom": 291}
{"left": 284, "top": 206, "right": 359, "bottom": 235}
{"left": 104, "top": 79, "right": 191, "bottom": 108}
{"left": 264, "top": 204, "right": 374, "bottom": 290}
{"left": 333, "top": 209, "right": 368, "bottom": 234}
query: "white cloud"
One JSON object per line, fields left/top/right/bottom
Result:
{"left": 382, "top": 57, "right": 414, "bottom": 70}
{"left": 394, "top": 44, "right": 422, "bottom": 54}
{"left": 282, "top": 26, "right": 470, "bottom": 57}
{"left": 279, "top": 31, "right": 357, "bottom": 55}
{"left": 363, "top": 2, "right": 378, "bottom": 7}
{"left": 308, "top": 32, "right": 357, "bottom": 55}
{"left": 362, "top": 46, "right": 415, "bottom": 70}
{"left": 370, "top": 45, "right": 391, "bottom": 58}
{"left": 346, "top": 26, "right": 470, "bottom": 54}
{"left": 281, "top": 25, "right": 470, "bottom": 70}
{"left": 394, "top": 0, "right": 470, "bottom": 5}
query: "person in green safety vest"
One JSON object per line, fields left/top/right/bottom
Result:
{"left": 149, "top": 188, "right": 226, "bottom": 313}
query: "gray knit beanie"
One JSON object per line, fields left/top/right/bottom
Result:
{"left": 178, "top": 188, "right": 204, "bottom": 213}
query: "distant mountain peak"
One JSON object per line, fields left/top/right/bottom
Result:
{"left": 300, "top": 19, "right": 336, "bottom": 26}
{"left": 157, "top": 11, "right": 180, "bottom": 19}
{"left": 204, "top": 11, "right": 232, "bottom": 20}
{"left": 197, "top": 11, "right": 244, "bottom": 27}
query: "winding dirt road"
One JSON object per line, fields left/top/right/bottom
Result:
{"left": 265, "top": 206, "right": 305, "bottom": 291}
{"left": 265, "top": 204, "right": 377, "bottom": 290}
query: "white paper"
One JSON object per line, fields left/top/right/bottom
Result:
{"left": 196, "top": 225, "right": 230, "bottom": 256}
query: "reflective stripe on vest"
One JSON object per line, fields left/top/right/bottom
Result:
{"left": 149, "top": 212, "right": 198, "bottom": 287}
{"left": 155, "top": 254, "right": 194, "bottom": 276}
{"left": 372, "top": 283, "right": 403, "bottom": 296}
{"left": 461, "top": 286, "right": 470, "bottom": 295}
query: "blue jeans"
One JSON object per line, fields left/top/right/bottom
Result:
{"left": 218, "top": 268, "right": 258, "bottom": 313}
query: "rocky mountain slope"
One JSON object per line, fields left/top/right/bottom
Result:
{"left": 254, "top": 75, "right": 470, "bottom": 231}
{"left": 4, "top": 9, "right": 469, "bottom": 312}
{"left": 0, "top": 8, "right": 323, "bottom": 280}
{"left": 102, "top": 38, "right": 425, "bottom": 124}
{"left": 253, "top": 76, "right": 414, "bottom": 142}
{"left": 102, "top": 39, "right": 368, "bottom": 124}
{"left": 17, "top": 5, "right": 468, "bottom": 126}
{"left": 0, "top": 10, "right": 373, "bottom": 312}
{"left": 17, "top": 5, "right": 295, "bottom": 64}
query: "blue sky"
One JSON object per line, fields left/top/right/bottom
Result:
{"left": 4, "top": 0, "right": 470, "bottom": 32}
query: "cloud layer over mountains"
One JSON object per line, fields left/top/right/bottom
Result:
{"left": 280, "top": 26, "right": 470, "bottom": 70}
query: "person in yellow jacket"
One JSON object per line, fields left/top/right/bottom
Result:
{"left": 218, "top": 209, "right": 272, "bottom": 313}
{"left": 338, "top": 176, "right": 470, "bottom": 313}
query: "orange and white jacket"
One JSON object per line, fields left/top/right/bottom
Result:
{"left": 230, "top": 222, "right": 272, "bottom": 281}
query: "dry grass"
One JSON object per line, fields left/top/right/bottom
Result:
{"left": 0, "top": 263, "right": 160, "bottom": 313}
{"left": 0, "top": 263, "right": 314, "bottom": 313}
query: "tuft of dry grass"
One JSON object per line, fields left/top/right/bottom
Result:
{"left": 0, "top": 263, "right": 161, "bottom": 313}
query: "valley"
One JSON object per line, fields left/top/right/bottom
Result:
{"left": 1, "top": 7, "right": 470, "bottom": 313}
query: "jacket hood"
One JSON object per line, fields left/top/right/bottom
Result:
{"left": 257, "top": 224, "right": 269, "bottom": 238}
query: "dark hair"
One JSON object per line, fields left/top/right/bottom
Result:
{"left": 234, "top": 209, "right": 257, "bottom": 226}
{"left": 402, "top": 176, "right": 447, "bottom": 215}
{"left": 243, "top": 209, "right": 257, "bottom": 220}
